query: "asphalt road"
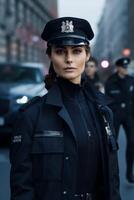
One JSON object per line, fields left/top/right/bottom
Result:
{"left": 0, "top": 128, "right": 134, "bottom": 200}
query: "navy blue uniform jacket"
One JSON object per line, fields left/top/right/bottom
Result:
{"left": 10, "top": 81, "right": 121, "bottom": 200}
{"left": 105, "top": 73, "right": 134, "bottom": 114}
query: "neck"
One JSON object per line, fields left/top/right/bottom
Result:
{"left": 62, "top": 77, "right": 81, "bottom": 85}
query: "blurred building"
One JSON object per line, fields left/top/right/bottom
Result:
{"left": 0, "top": 0, "right": 58, "bottom": 63}
{"left": 93, "top": 0, "right": 134, "bottom": 69}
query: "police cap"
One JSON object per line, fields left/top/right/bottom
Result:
{"left": 41, "top": 17, "right": 94, "bottom": 46}
{"left": 115, "top": 57, "right": 130, "bottom": 68}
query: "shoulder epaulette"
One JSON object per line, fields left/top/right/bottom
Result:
{"left": 19, "top": 96, "right": 41, "bottom": 112}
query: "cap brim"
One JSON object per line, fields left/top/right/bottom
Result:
{"left": 48, "top": 37, "right": 89, "bottom": 46}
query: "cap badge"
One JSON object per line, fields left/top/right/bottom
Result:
{"left": 124, "top": 59, "right": 128, "bottom": 64}
{"left": 61, "top": 20, "right": 74, "bottom": 33}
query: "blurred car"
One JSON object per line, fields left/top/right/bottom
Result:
{"left": 0, "top": 62, "right": 47, "bottom": 145}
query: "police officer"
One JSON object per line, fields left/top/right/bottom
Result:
{"left": 10, "top": 17, "right": 121, "bottom": 200}
{"left": 105, "top": 57, "right": 134, "bottom": 183}
{"left": 84, "top": 57, "right": 104, "bottom": 92}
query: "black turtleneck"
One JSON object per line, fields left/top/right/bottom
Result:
{"left": 57, "top": 77, "right": 101, "bottom": 194}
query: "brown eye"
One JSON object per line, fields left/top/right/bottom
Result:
{"left": 73, "top": 48, "right": 82, "bottom": 54}
{"left": 89, "top": 64, "right": 95, "bottom": 68}
{"left": 55, "top": 49, "right": 65, "bottom": 55}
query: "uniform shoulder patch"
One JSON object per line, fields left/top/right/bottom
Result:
{"left": 19, "top": 96, "right": 41, "bottom": 112}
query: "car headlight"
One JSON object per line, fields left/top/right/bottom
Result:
{"left": 16, "top": 96, "right": 29, "bottom": 104}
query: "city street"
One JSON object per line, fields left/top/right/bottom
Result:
{"left": 0, "top": 128, "right": 134, "bottom": 200}
{"left": 0, "top": 0, "right": 134, "bottom": 199}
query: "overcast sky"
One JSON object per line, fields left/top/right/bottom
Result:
{"left": 58, "top": 0, "right": 106, "bottom": 44}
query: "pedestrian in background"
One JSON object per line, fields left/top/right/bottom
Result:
{"left": 105, "top": 57, "right": 134, "bottom": 183}
{"left": 10, "top": 17, "right": 121, "bottom": 200}
{"left": 84, "top": 57, "right": 104, "bottom": 93}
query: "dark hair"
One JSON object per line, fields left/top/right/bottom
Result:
{"left": 44, "top": 62, "right": 57, "bottom": 90}
{"left": 86, "top": 56, "right": 98, "bottom": 66}
{"left": 46, "top": 46, "right": 52, "bottom": 56}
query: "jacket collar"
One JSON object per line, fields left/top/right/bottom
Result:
{"left": 45, "top": 83, "right": 63, "bottom": 107}
{"left": 45, "top": 83, "right": 76, "bottom": 142}
{"left": 45, "top": 81, "right": 111, "bottom": 107}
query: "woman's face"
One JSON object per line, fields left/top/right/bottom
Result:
{"left": 49, "top": 45, "right": 90, "bottom": 84}
{"left": 117, "top": 66, "right": 128, "bottom": 77}
{"left": 85, "top": 61, "right": 97, "bottom": 78}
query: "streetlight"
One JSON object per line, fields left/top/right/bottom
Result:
{"left": 122, "top": 48, "right": 131, "bottom": 57}
{"left": 100, "top": 60, "right": 110, "bottom": 68}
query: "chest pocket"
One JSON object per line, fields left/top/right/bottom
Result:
{"left": 31, "top": 130, "right": 64, "bottom": 181}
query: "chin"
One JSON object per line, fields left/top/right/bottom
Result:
{"left": 61, "top": 74, "right": 76, "bottom": 80}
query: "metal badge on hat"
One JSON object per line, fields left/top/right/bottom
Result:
{"left": 124, "top": 59, "right": 128, "bottom": 64}
{"left": 61, "top": 20, "right": 74, "bottom": 33}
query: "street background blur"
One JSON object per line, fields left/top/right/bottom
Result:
{"left": 0, "top": 0, "right": 134, "bottom": 200}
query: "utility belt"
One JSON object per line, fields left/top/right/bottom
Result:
{"left": 73, "top": 192, "right": 94, "bottom": 200}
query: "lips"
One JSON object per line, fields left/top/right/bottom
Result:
{"left": 64, "top": 67, "right": 76, "bottom": 71}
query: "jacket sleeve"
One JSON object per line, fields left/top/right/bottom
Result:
{"left": 10, "top": 111, "right": 34, "bottom": 200}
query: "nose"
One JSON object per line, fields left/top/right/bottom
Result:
{"left": 65, "top": 52, "right": 73, "bottom": 63}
